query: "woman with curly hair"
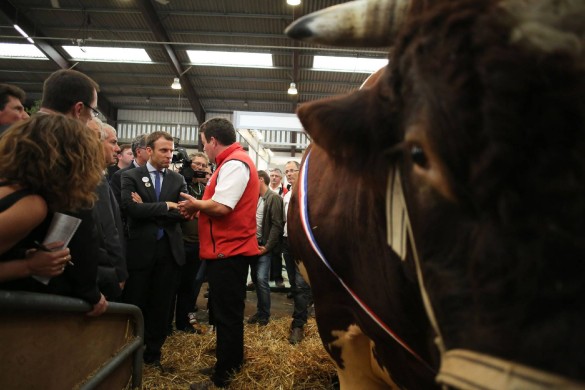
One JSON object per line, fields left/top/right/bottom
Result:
{"left": 0, "top": 114, "right": 107, "bottom": 315}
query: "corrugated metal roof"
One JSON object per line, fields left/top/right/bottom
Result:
{"left": 1, "top": 0, "right": 387, "bottom": 119}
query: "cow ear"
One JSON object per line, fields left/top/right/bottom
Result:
{"left": 296, "top": 73, "right": 396, "bottom": 165}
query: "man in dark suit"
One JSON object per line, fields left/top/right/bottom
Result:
{"left": 121, "top": 130, "right": 187, "bottom": 368}
{"left": 88, "top": 118, "right": 127, "bottom": 301}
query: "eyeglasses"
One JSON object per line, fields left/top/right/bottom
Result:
{"left": 192, "top": 161, "right": 209, "bottom": 168}
{"left": 82, "top": 102, "right": 102, "bottom": 118}
{"left": 284, "top": 169, "right": 299, "bottom": 174}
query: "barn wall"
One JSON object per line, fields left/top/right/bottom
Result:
{"left": 115, "top": 109, "right": 309, "bottom": 150}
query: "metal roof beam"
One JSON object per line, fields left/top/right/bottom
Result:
{"left": 0, "top": 1, "right": 117, "bottom": 124}
{"left": 28, "top": 7, "right": 293, "bottom": 20}
{"left": 1, "top": 2, "right": 68, "bottom": 69}
{"left": 136, "top": 0, "right": 205, "bottom": 124}
{"left": 0, "top": 70, "right": 364, "bottom": 87}
{"left": 36, "top": 26, "right": 288, "bottom": 40}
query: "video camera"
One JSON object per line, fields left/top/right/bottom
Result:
{"left": 172, "top": 147, "right": 207, "bottom": 183}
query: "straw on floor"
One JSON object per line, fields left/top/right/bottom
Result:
{"left": 142, "top": 317, "right": 337, "bottom": 389}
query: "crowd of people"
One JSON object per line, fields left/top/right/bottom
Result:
{"left": 0, "top": 72, "right": 310, "bottom": 389}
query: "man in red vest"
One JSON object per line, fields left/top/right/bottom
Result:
{"left": 178, "top": 118, "right": 259, "bottom": 389}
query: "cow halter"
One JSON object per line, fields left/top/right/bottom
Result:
{"left": 386, "top": 165, "right": 585, "bottom": 390}
{"left": 386, "top": 165, "right": 446, "bottom": 356}
{"left": 298, "top": 149, "right": 436, "bottom": 374}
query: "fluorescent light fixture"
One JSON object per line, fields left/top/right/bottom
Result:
{"left": 14, "top": 24, "right": 34, "bottom": 44}
{"left": 313, "top": 55, "right": 388, "bottom": 73}
{"left": 287, "top": 0, "right": 301, "bottom": 5}
{"left": 287, "top": 82, "right": 298, "bottom": 95}
{"left": 234, "top": 111, "right": 303, "bottom": 131}
{"left": 0, "top": 43, "right": 47, "bottom": 59}
{"left": 171, "top": 77, "right": 181, "bottom": 90}
{"left": 62, "top": 46, "right": 152, "bottom": 63}
{"left": 187, "top": 50, "right": 273, "bottom": 68}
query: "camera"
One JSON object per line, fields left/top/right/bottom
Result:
{"left": 173, "top": 147, "right": 207, "bottom": 183}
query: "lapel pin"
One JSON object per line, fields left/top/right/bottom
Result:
{"left": 145, "top": 182, "right": 151, "bottom": 187}
{"left": 142, "top": 177, "right": 149, "bottom": 182}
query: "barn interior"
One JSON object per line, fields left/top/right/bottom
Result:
{"left": 0, "top": 0, "right": 388, "bottom": 168}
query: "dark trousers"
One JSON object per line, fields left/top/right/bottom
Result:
{"left": 122, "top": 236, "right": 179, "bottom": 362}
{"left": 206, "top": 255, "right": 253, "bottom": 387}
{"left": 170, "top": 241, "right": 200, "bottom": 330}
{"left": 283, "top": 237, "right": 311, "bottom": 328}
{"left": 282, "top": 238, "right": 297, "bottom": 290}
{"left": 193, "top": 259, "right": 208, "bottom": 309}
{"left": 270, "top": 250, "right": 283, "bottom": 282}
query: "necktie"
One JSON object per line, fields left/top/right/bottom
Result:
{"left": 154, "top": 170, "right": 164, "bottom": 240}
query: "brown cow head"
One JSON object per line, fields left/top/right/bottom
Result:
{"left": 288, "top": 0, "right": 585, "bottom": 382}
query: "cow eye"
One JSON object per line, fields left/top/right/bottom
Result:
{"left": 410, "top": 145, "right": 428, "bottom": 167}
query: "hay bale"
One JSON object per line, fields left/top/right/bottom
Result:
{"left": 142, "top": 317, "right": 337, "bottom": 389}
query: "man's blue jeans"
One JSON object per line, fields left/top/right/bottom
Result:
{"left": 255, "top": 253, "right": 271, "bottom": 320}
{"left": 283, "top": 238, "right": 311, "bottom": 329}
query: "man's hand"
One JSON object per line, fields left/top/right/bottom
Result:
{"left": 166, "top": 201, "right": 179, "bottom": 210}
{"left": 131, "top": 192, "right": 143, "bottom": 204}
{"left": 178, "top": 193, "right": 199, "bottom": 219}
{"left": 258, "top": 246, "right": 268, "bottom": 255}
{"left": 87, "top": 293, "right": 108, "bottom": 317}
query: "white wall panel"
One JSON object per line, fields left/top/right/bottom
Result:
{"left": 115, "top": 110, "right": 308, "bottom": 149}
{"left": 117, "top": 123, "right": 199, "bottom": 145}
{"left": 118, "top": 109, "right": 198, "bottom": 124}
{"left": 206, "top": 112, "right": 233, "bottom": 122}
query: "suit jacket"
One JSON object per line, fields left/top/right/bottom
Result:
{"left": 121, "top": 165, "right": 187, "bottom": 269}
{"left": 110, "top": 161, "right": 137, "bottom": 207}
{"left": 94, "top": 177, "right": 127, "bottom": 299}
{"left": 259, "top": 189, "right": 284, "bottom": 254}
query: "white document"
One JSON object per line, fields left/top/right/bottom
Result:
{"left": 32, "top": 212, "right": 82, "bottom": 285}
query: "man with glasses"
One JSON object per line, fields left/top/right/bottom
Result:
{"left": 283, "top": 160, "right": 311, "bottom": 344}
{"left": 32, "top": 69, "right": 108, "bottom": 316}
{"left": 38, "top": 69, "right": 101, "bottom": 126}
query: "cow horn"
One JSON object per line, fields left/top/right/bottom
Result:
{"left": 285, "top": 0, "right": 411, "bottom": 47}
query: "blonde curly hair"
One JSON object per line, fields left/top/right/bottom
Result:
{"left": 0, "top": 114, "right": 104, "bottom": 211}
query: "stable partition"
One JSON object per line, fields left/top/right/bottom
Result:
{"left": 0, "top": 290, "right": 144, "bottom": 389}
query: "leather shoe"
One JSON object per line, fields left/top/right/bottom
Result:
{"left": 247, "top": 313, "right": 269, "bottom": 326}
{"left": 144, "top": 359, "right": 165, "bottom": 373}
{"left": 177, "top": 325, "right": 202, "bottom": 334}
{"left": 289, "top": 327, "right": 304, "bottom": 344}
{"left": 198, "top": 366, "right": 215, "bottom": 376}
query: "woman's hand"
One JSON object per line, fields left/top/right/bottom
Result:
{"left": 25, "top": 243, "right": 71, "bottom": 277}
